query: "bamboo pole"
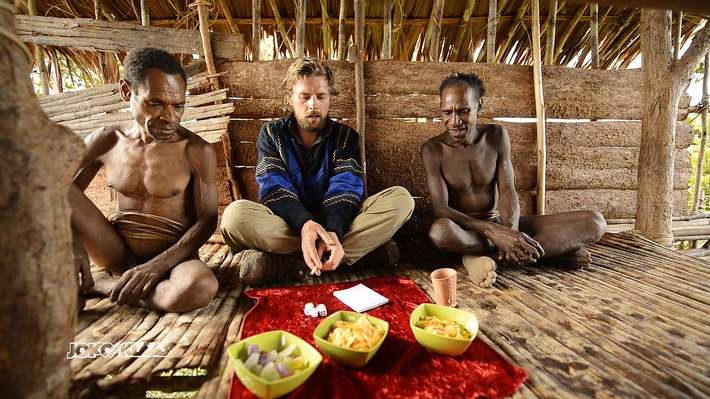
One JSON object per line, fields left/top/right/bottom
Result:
{"left": 337, "top": 0, "right": 347, "bottom": 60}
{"left": 140, "top": 0, "right": 150, "bottom": 26}
{"left": 590, "top": 3, "right": 599, "bottom": 69}
{"left": 319, "top": 0, "right": 332, "bottom": 59}
{"left": 49, "top": 48, "right": 63, "bottom": 93}
{"left": 354, "top": 0, "right": 367, "bottom": 195}
{"left": 382, "top": 0, "right": 392, "bottom": 60}
{"left": 673, "top": 11, "right": 682, "bottom": 61}
{"left": 692, "top": 51, "right": 710, "bottom": 214}
{"left": 252, "top": 0, "right": 261, "bottom": 60}
{"left": 28, "top": 0, "right": 49, "bottom": 96}
{"left": 494, "top": 2, "right": 527, "bottom": 63}
{"left": 423, "top": 0, "right": 444, "bottom": 61}
{"left": 392, "top": 0, "right": 403, "bottom": 59}
{"left": 296, "top": 0, "right": 306, "bottom": 57}
{"left": 451, "top": 0, "right": 474, "bottom": 61}
{"left": 217, "top": 0, "right": 241, "bottom": 34}
{"left": 193, "top": 1, "right": 217, "bottom": 85}
{"left": 554, "top": 4, "right": 587, "bottom": 59}
{"left": 268, "top": 0, "right": 294, "bottom": 57}
{"left": 545, "top": 0, "right": 557, "bottom": 65}
{"left": 531, "top": 0, "right": 546, "bottom": 215}
{"left": 487, "top": 0, "right": 498, "bottom": 63}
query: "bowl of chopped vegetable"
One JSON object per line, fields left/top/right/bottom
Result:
{"left": 312, "top": 311, "right": 389, "bottom": 367}
{"left": 227, "top": 330, "right": 322, "bottom": 399}
{"left": 409, "top": 303, "right": 478, "bottom": 356}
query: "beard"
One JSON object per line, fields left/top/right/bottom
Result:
{"left": 296, "top": 112, "right": 328, "bottom": 133}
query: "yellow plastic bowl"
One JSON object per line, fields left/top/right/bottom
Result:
{"left": 227, "top": 330, "right": 322, "bottom": 399}
{"left": 312, "top": 310, "right": 389, "bottom": 367}
{"left": 410, "top": 303, "right": 479, "bottom": 356}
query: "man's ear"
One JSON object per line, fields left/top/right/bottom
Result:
{"left": 119, "top": 79, "right": 131, "bottom": 102}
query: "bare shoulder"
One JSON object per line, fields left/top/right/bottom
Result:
{"left": 479, "top": 123, "right": 510, "bottom": 145}
{"left": 420, "top": 131, "right": 447, "bottom": 155}
{"left": 181, "top": 128, "right": 217, "bottom": 163}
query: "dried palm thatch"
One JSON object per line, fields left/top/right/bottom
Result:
{"left": 13, "top": 0, "right": 708, "bottom": 76}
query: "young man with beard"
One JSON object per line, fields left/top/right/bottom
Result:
{"left": 421, "top": 72, "right": 606, "bottom": 288}
{"left": 71, "top": 47, "right": 219, "bottom": 312}
{"left": 221, "top": 57, "right": 414, "bottom": 285}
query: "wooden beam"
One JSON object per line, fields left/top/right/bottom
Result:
{"left": 590, "top": 3, "right": 599, "bottom": 69}
{"left": 337, "top": 0, "right": 347, "bottom": 60}
{"left": 319, "top": 0, "right": 332, "bottom": 59}
{"left": 566, "top": 0, "right": 710, "bottom": 16}
{"left": 487, "top": 0, "right": 498, "bottom": 63}
{"left": 268, "top": 0, "right": 293, "bottom": 57}
{"left": 382, "top": 0, "right": 392, "bottom": 60}
{"left": 296, "top": 0, "right": 306, "bottom": 57}
{"left": 252, "top": 0, "right": 261, "bottom": 60}
{"left": 451, "top": 0, "right": 475, "bottom": 61}
{"left": 217, "top": 0, "right": 241, "bottom": 34}
{"left": 15, "top": 15, "right": 244, "bottom": 59}
{"left": 354, "top": 0, "right": 367, "bottom": 193}
{"left": 531, "top": 0, "right": 546, "bottom": 214}
{"left": 423, "top": 0, "right": 444, "bottom": 61}
{"left": 545, "top": 0, "right": 558, "bottom": 65}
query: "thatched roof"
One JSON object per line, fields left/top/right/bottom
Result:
{"left": 15, "top": 1, "right": 707, "bottom": 72}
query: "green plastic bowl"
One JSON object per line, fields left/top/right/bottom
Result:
{"left": 227, "top": 330, "right": 322, "bottom": 399}
{"left": 312, "top": 310, "right": 389, "bottom": 367}
{"left": 410, "top": 303, "right": 479, "bottom": 356}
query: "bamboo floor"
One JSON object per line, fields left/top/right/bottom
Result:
{"left": 72, "top": 232, "right": 710, "bottom": 398}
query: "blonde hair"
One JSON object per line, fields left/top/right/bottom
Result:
{"left": 282, "top": 57, "right": 335, "bottom": 95}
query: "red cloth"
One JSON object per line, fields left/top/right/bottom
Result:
{"left": 229, "top": 277, "right": 527, "bottom": 399}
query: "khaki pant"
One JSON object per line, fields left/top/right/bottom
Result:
{"left": 220, "top": 186, "right": 414, "bottom": 265}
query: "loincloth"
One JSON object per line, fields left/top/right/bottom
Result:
{"left": 465, "top": 210, "right": 501, "bottom": 222}
{"left": 110, "top": 211, "right": 187, "bottom": 242}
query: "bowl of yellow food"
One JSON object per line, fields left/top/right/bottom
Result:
{"left": 312, "top": 310, "right": 389, "bottom": 367}
{"left": 227, "top": 330, "right": 322, "bottom": 399}
{"left": 409, "top": 303, "right": 478, "bottom": 356}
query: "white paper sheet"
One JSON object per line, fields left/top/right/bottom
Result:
{"left": 333, "top": 283, "right": 390, "bottom": 313}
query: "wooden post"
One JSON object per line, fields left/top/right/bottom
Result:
{"left": 382, "top": 0, "right": 392, "bottom": 60}
{"left": 674, "top": 11, "right": 682, "bottom": 60}
{"left": 337, "top": 0, "right": 347, "bottom": 60}
{"left": 268, "top": 0, "right": 293, "bottom": 57}
{"left": 531, "top": 0, "right": 546, "bottom": 215}
{"left": 296, "top": 0, "right": 306, "bottom": 57}
{"left": 487, "top": 0, "right": 497, "bottom": 63}
{"left": 0, "top": 4, "right": 83, "bottom": 397}
{"left": 545, "top": 0, "right": 557, "bottom": 65}
{"left": 354, "top": 0, "right": 367, "bottom": 194}
{"left": 423, "top": 0, "right": 444, "bottom": 61}
{"left": 193, "top": 2, "right": 217, "bottom": 80}
{"left": 28, "top": 0, "right": 49, "bottom": 96}
{"left": 692, "top": 51, "right": 710, "bottom": 213}
{"left": 140, "top": 0, "right": 150, "bottom": 26}
{"left": 590, "top": 3, "right": 599, "bottom": 69}
{"left": 252, "top": 0, "right": 261, "bottom": 60}
{"left": 319, "top": 0, "right": 331, "bottom": 59}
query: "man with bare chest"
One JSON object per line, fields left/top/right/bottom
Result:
{"left": 421, "top": 73, "right": 606, "bottom": 288}
{"left": 71, "top": 47, "right": 218, "bottom": 312}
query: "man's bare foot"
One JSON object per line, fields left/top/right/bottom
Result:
{"left": 462, "top": 255, "right": 497, "bottom": 288}
{"left": 543, "top": 248, "right": 591, "bottom": 269}
{"left": 84, "top": 267, "right": 117, "bottom": 297}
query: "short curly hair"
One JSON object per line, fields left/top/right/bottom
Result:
{"left": 282, "top": 57, "right": 335, "bottom": 95}
{"left": 122, "top": 47, "right": 186, "bottom": 88}
{"left": 439, "top": 72, "right": 486, "bottom": 100}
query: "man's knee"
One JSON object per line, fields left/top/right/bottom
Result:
{"left": 220, "top": 199, "right": 252, "bottom": 233}
{"left": 168, "top": 267, "right": 218, "bottom": 312}
{"left": 383, "top": 186, "right": 415, "bottom": 221}
{"left": 582, "top": 210, "right": 607, "bottom": 241}
{"left": 428, "top": 218, "right": 457, "bottom": 250}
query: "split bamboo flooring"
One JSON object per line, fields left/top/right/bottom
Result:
{"left": 72, "top": 232, "right": 709, "bottom": 398}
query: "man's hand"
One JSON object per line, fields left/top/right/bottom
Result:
{"left": 110, "top": 262, "right": 168, "bottom": 306}
{"left": 486, "top": 224, "right": 544, "bottom": 267}
{"left": 301, "top": 220, "right": 341, "bottom": 275}
{"left": 317, "top": 232, "right": 344, "bottom": 271}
